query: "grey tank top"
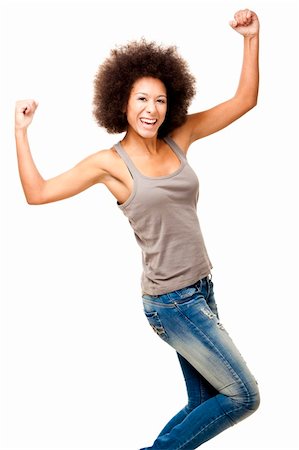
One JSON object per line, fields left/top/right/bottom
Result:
{"left": 114, "top": 136, "right": 212, "bottom": 295}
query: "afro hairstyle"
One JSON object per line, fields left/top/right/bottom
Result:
{"left": 92, "top": 39, "right": 196, "bottom": 138}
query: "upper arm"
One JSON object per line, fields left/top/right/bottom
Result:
{"left": 171, "top": 96, "right": 256, "bottom": 151}
{"left": 38, "top": 150, "right": 109, "bottom": 204}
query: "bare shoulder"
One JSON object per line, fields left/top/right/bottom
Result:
{"left": 168, "top": 117, "right": 194, "bottom": 154}
{"left": 88, "top": 146, "right": 119, "bottom": 169}
{"left": 91, "top": 146, "right": 127, "bottom": 182}
{"left": 92, "top": 146, "right": 132, "bottom": 204}
{"left": 101, "top": 145, "right": 122, "bottom": 161}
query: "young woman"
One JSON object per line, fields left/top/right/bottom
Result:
{"left": 15, "top": 9, "right": 260, "bottom": 449}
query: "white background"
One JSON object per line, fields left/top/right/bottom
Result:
{"left": 1, "top": 0, "right": 299, "bottom": 449}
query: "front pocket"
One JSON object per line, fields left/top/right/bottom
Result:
{"left": 144, "top": 310, "right": 168, "bottom": 341}
{"left": 173, "top": 286, "right": 198, "bottom": 304}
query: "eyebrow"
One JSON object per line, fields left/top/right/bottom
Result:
{"left": 135, "top": 92, "right": 167, "bottom": 98}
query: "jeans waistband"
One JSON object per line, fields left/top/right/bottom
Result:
{"left": 142, "top": 273, "right": 212, "bottom": 298}
{"left": 191, "top": 273, "right": 212, "bottom": 291}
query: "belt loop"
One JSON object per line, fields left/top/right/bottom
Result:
{"left": 195, "top": 278, "right": 202, "bottom": 292}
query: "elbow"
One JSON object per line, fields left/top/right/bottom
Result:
{"left": 242, "top": 96, "right": 258, "bottom": 112}
{"left": 235, "top": 93, "right": 258, "bottom": 113}
{"left": 24, "top": 181, "right": 47, "bottom": 205}
{"left": 26, "top": 196, "right": 43, "bottom": 205}
{"left": 246, "top": 90, "right": 259, "bottom": 110}
{"left": 239, "top": 98, "right": 257, "bottom": 116}
{"left": 248, "top": 97, "right": 258, "bottom": 110}
{"left": 25, "top": 191, "right": 45, "bottom": 205}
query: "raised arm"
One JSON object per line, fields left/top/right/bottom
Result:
{"left": 15, "top": 100, "right": 108, "bottom": 205}
{"left": 172, "top": 9, "right": 259, "bottom": 150}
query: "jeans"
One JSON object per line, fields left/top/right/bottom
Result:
{"left": 141, "top": 276, "right": 260, "bottom": 449}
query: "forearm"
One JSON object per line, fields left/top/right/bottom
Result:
{"left": 235, "top": 34, "right": 259, "bottom": 107}
{"left": 15, "top": 128, "right": 45, "bottom": 204}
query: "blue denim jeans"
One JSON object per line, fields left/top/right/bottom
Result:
{"left": 141, "top": 276, "right": 260, "bottom": 449}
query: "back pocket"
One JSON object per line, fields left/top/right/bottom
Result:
{"left": 144, "top": 310, "right": 168, "bottom": 341}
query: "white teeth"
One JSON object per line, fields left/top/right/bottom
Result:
{"left": 140, "top": 118, "right": 157, "bottom": 124}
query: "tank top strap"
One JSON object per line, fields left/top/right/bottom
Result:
{"left": 163, "top": 135, "right": 187, "bottom": 161}
{"left": 114, "top": 136, "right": 186, "bottom": 179}
{"left": 114, "top": 142, "right": 141, "bottom": 179}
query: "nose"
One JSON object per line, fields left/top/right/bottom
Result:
{"left": 146, "top": 100, "right": 157, "bottom": 114}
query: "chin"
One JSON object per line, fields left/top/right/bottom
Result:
{"left": 136, "top": 126, "right": 159, "bottom": 139}
{"left": 140, "top": 131, "right": 157, "bottom": 139}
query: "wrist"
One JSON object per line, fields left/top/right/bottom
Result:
{"left": 244, "top": 33, "right": 259, "bottom": 41}
{"left": 15, "top": 127, "right": 28, "bottom": 137}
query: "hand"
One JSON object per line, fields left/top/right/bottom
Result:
{"left": 229, "top": 9, "right": 259, "bottom": 37}
{"left": 15, "top": 99, "right": 39, "bottom": 130}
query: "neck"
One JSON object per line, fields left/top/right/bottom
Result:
{"left": 121, "top": 128, "right": 162, "bottom": 156}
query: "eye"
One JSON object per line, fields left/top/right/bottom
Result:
{"left": 157, "top": 99, "right": 166, "bottom": 104}
{"left": 138, "top": 97, "right": 147, "bottom": 101}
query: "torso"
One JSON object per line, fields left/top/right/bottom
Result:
{"left": 101, "top": 137, "right": 187, "bottom": 205}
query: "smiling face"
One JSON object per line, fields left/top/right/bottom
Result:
{"left": 125, "top": 77, "right": 167, "bottom": 139}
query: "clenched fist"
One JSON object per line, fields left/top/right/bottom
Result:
{"left": 15, "top": 99, "right": 39, "bottom": 130}
{"left": 229, "top": 9, "right": 259, "bottom": 37}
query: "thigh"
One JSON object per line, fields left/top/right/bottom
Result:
{"left": 177, "top": 352, "right": 218, "bottom": 408}
{"left": 166, "top": 296, "right": 257, "bottom": 401}
{"left": 144, "top": 284, "right": 257, "bottom": 402}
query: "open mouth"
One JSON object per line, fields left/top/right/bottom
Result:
{"left": 140, "top": 118, "right": 158, "bottom": 127}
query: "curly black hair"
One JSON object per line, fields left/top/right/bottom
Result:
{"left": 93, "top": 39, "right": 196, "bottom": 138}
